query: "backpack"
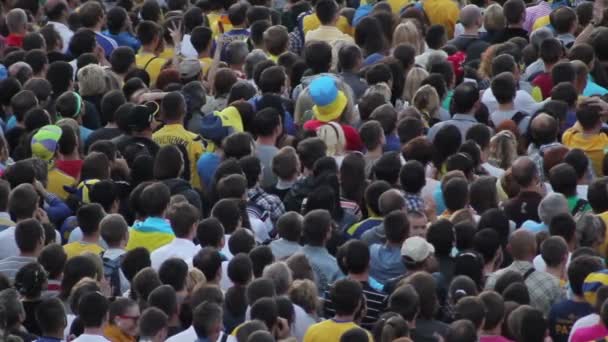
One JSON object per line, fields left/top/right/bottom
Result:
{"left": 102, "top": 254, "right": 125, "bottom": 297}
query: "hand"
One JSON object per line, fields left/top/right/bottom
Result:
{"left": 168, "top": 21, "right": 182, "bottom": 46}
{"left": 274, "top": 317, "right": 290, "bottom": 340}
{"left": 100, "top": 277, "right": 113, "bottom": 297}
{"left": 35, "top": 208, "right": 49, "bottom": 224}
{"left": 33, "top": 180, "right": 46, "bottom": 196}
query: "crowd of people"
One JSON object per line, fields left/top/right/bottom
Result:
{"left": 0, "top": 0, "right": 608, "bottom": 340}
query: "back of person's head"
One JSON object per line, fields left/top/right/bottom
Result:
{"left": 540, "top": 38, "right": 563, "bottom": 65}
{"left": 193, "top": 301, "right": 223, "bottom": 340}
{"left": 503, "top": 0, "right": 525, "bottom": 24}
{"left": 303, "top": 209, "right": 332, "bottom": 246}
{"left": 249, "top": 246, "right": 275, "bottom": 278}
{"left": 405, "top": 272, "right": 438, "bottom": 319}
{"left": 445, "top": 319, "right": 477, "bottom": 342}
{"left": 479, "top": 291, "right": 504, "bottom": 331}
{"left": 38, "top": 243, "right": 67, "bottom": 280}
{"left": 577, "top": 102, "right": 602, "bottom": 130}
{"left": 508, "top": 229, "right": 536, "bottom": 261}
{"left": 549, "top": 212, "right": 576, "bottom": 243}
{"left": 141, "top": 182, "right": 171, "bottom": 217}
{"left": 454, "top": 296, "right": 485, "bottom": 330}
{"left": 228, "top": 253, "right": 253, "bottom": 285}
{"left": 473, "top": 228, "right": 500, "bottom": 266}
{"left": 373, "top": 151, "right": 402, "bottom": 185}
{"left": 148, "top": 284, "right": 178, "bottom": 318}
{"left": 228, "top": 228, "right": 255, "bottom": 256}
{"left": 549, "top": 163, "right": 578, "bottom": 197}
{"left": 540, "top": 236, "right": 568, "bottom": 269}
{"left": 277, "top": 211, "right": 302, "bottom": 242}
{"left": 211, "top": 199, "right": 241, "bottom": 234}
{"left": 341, "top": 240, "right": 370, "bottom": 275}
{"left": 443, "top": 177, "right": 469, "bottom": 212}
{"left": 158, "top": 258, "right": 188, "bottom": 292}
{"left": 77, "top": 203, "right": 105, "bottom": 237}
{"left": 452, "top": 82, "right": 479, "bottom": 114}
{"left": 568, "top": 255, "right": 603, "bottom": 297}
{"left": 552, "top": 6, "right": 577, "bottom": 34}
{"left": 387, "top": 284, "right": 419, "bottom": 321}
{"left": 9, "top": 183, "right": 38, "bottom": 220}
{"left": 166, "top": 201, "right": 199, "bottom": 239}
{"left": 340, "top": 327, "right": 370, "bottom": 342}
{"left": 121, "top": 247, "right": 151, "bottom": 282}
{"left": 491, "top": 72, "right": 516, "bottom": 105}
{"left": 139, "top": 307, "right": 168, "bottom": 340}
{"left": 378, "top": 189, "right": 406, "bottom": 215}
{"left": 247, "top": 277, "right": 276, "bottom": 305}
{"left": 36, "top": 297, "right": 66, "bottom": 335}
{"left": 196, "top": 218, "right": 225, "bottom": 248}
{"left": 400, "top": 160, "right": 425, "bottom": 194}
{"left": 193, "top": 247, "right": 223, "bottom": 282}
{"left": 384, "top": 210, "right": 410, "bottom": 245}
{"left": 15, "top": 218, "right": 44, "bottom": 254}
{"left": 330, "top": 278, "right": 363, "bottom": 316}
{"left": 78, "top": 292, "right": 109, "bottom": 328}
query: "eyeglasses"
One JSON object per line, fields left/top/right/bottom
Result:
{"left": 117, "top": 315, "right": 140, "bottom": 321}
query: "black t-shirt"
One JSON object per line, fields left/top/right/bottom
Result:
{"left": 22, "top": 299, "right": 42, "bottom": 336}
{"left": 492, "top": 27, "right": 529, "bottom": 44}
{"left": 5, "top": 126, "right": 25, "bottom": 159}
{"left": 112, "top": 134, "right": 159, "bottom": 158}
{"left": 503, "top": 190, "right": 543, "bottom": 227}
{"left": 85, "top": 127, "right": 122, "bottom": 152}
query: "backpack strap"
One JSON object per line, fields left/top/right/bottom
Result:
{"left": 523, "top": 267, "right": 535, "bottom": 280}
{"left": 572, "top": 198, "right": 589, "bottom": 216}
{"left": 511, "top": 111, "right": 527, "bottom": 125}
{"left": 220, "top": 333, "right": 229, "bottom": 342}
{"left": 143, "top": 56, "right": 159, "bottom": 72}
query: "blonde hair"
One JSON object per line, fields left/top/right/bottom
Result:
{"left": 77, "top": 64, "right": 108, "bottom": 96}
{"left": 403, "top": 67, "right": 429, "bottom": 102}
{"left": 317, "top": 121, "right": 346, "bottom": 157}
{"left": 483, "top": 4, "right": 506, "bottom": 31}
{"left": 288, "top": 279, "right": 320, "bottom": 314}
{"left": 185, "top": 268, "right": 206, "bottom": 294}
{"left": 478, "top": 44, "right": 498, "bottom": 80}
{"left": 364, "top": 82, "right": 392, "bottom": 102}
{"left": 489, "top": 130, "right": 518, "bottom": 170}
{"left": 412, "top": 84, "right": 440, "bottom": 123}
{"left": 393, "top": 20, "right": 424, "bottom": 54}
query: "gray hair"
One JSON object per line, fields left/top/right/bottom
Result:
{"left": 530, "top": 27, "right": 554, "bottom": 50}
{"left": 0, "top": 289, "right": 25, "bottom": 327}
{"left": 538, "top": 193, "right": 568, "bottom": 224}
{"left": 262, "top": 262, "right": 293, "bottom": 295}
{"left": 226, "top": 41, "right": 250, "bottom": 66}
{"left": 576, "top": 213, "right": 606, "bottom": 247}
{"left": 459, "top": 5, "right": 482, "bottom": 28}
{"left": 6, "top": 8, "right": 26, "bottom": 34}
{"left": 245, "top": 49, "right": 268, "bottom": 79}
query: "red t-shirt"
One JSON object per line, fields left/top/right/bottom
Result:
{"left": 532, "top": 72, "right": 553, "bottom": 99}
{"left": 5, "top": 34, "right": 23, "bottom": 48}
{"left": 303, "top": 119, "right": 363, "bottom": 151}
{"left": 56, "top": 159, "right": 83, "bottom": 180}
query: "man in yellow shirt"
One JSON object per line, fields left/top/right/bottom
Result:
{"left": 562, "top": 101, "right": 608, "bottom": 177}
{"left": 63, "top": 203, "right": 106, "bottom": 259}
{"left": 305, "top": 0, "right": 354, "bottom": 46}
{"left": 153, "top": 92, "right": 204, "bottom": 190}
{"left": 304, "top": 279, "right": 370, "bottom": 342}
{"left": 135, "top": 20, "right": 168, "bottom": 87}
{"left": 31, "top": 125, "right": 76, "bottom": 200}
{"left": 190, "top": 26, "right": 214, "bottom": 78}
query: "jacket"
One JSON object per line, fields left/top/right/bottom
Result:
{"left": 162, "top": 178, "right": 202, "bottom": 211}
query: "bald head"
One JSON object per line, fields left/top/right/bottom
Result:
{"left": 460, "top": 5, "right": 482, "bottom": 28}
{"left": 511, "top": 157, "right": 538, "bottom": 188}
{"left": 509, "top": 229, "right": 536, "bottom": 260}
{"left": 379, "top": 189, "right": 406, "bottom": 215}
{"left": 530, "top": 113, "right": 558, "bottom": 146}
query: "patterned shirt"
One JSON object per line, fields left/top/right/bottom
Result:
{"left": 485, "top": 260, "right": 564, "bottom": 315}
{"left": 524, "top": 1, "right": 552, "bottom": 32}
{"left": 404, "top": 192, "right": 425, "bottom": 212}
{"left": 248, "top": 185, "right": 286, "bottom": 224}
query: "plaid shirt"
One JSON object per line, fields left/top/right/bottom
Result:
{"left": 485, "top": 261, "right": 564, "bottom": 315}
{"left": 248, "top": 185, "right": 285, "bottom": 224}
{"left": 404, "top": 192, "right": 425, "bottom": 213}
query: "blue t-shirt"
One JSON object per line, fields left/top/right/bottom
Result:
{"left": 548, "top": 299, "right": 593, "bottom": 342}
{"left": 102, "top": 31, "right": 141, "bottom": 51}
{"left": 384, "top": 134, "right": 400, "bottom": 152}
{"left": 197, "top": 152, "right": 221, "bottom": 189}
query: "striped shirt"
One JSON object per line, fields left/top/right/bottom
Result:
{"left": 323, "top": 280, "right": 387, "bottom": 330}
{"left": 524, "top": 1, "right": 552, "bottom": 32}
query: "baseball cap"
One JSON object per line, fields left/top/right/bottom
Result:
{"left": 179, "top": 58, "right": 202, "bottom": 80}
{"left": 128, "top": 101, "right": 158, "bottom": 131}
{"left": 401, "top": 236, "right": 435, "bottom": 262}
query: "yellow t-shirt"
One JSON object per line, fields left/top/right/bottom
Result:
{"left": 562, "top": 126, "right": 608, "bottom": 177}
{"left": 387, "top": 0, "right": 411, "bottom": 13}
{"left": 135, "top": 53, "right": 168, "bottom": 87}
{"left": 199, "top": 57, "right": 213, "bottom": 77}
{"left": 63, "top": 242, "right": 105, "bottom": 259}
{"left": 303, "top": 320, "right": 371, "bottom": 342}
{"left": 152, "top": 124, "right": 204, "bottom": 190}
{"left": 159, "top": 47, "right": 175, "bottom": 60}
{"left": 422, "top": 0, "right": 460, "bottom": 39}
{"left": 47, "top": 167, "right": 76, "bottom": 201}
{"left": 302, "top": 14, "right": 351, "bottom": 36}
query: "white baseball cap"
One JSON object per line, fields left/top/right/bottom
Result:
{"left": 401, "top": 236, "right": 435, "bottom": 262}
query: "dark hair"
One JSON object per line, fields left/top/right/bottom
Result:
{"left": 540, "top": 38, "right": 563, "bottom": 65}
{"left": 77, "top": 203, "right": 105, "bottom": 236}
{"left": 479, "top": 291, "right": 504, "bottom": 330}
{"left": 315, "top": 0, "right": 338, "bottom": 24}
{"left": 148, "top": 285, "right": 178, "bottom": 317}
{"left": 549, "top": 163, "right": 578, "bottom": 197}
{"left": 253, "top": 107, "right": 281, "bottom": 137}
{"left": 373, "top": 151, "right": 401, "bottom": 185}
{"left": 425, "top": 24, "right": 446, "bottom": 49}
{"left": 552, "top": 7, "right": 576, "bottom": 34}
{"left": 14, "top": 262, "right": 47, "bottom": 298}
{"left": 577, "top": 102, "right": 602, "bottom": 130}
{"left": 454, "top": 296, "right": 486, "bottom": 329}
{"left": 503, "top": 0, "right": 525, "bottom": 24}
{"left": 15, "top": 218, "right": 43, "bottom": 253}
{"left": 141, "top": 183, "right": 171, "bottom": 217}
{"left": 249, "top": 245, "right": 274, "bottom": 278}
{"left": 330, "top": 278, "right": 363, "bottom": 316}
{"left": 383, "top": 210, "right": 410, "bottom": 244}
{"left": 491, "top": 72, "right": 516, "bottom": 105}
{"left": 452, "top": 82, "right": 479, "bottom": 114}
{"left": 121, "top": 247, "right": 151, "bottom": 282}
{"left": 338, "top": 44, "right": 362, "bottom": 71}
{"left": 446, "top": 320, "right": 477, "bottom": 342}
{"left": 303, "top": 209, "right": 332, "bottom": 246}
{"left": 211, "top": 199, "right": 241, "bottom": 234}
{"left": 227, "top": 253, "right": 253, "bottom": 285}
{"left": 78, "top": 292, "right": 109, "bottom": 327}
{"left": 400, "top": 160, "right": 425, "bottom": 194}
{"left": 24, "top": 49, "right": 47, "bottom": 75}
{"left": 193, "top": 247, "right": 223, "bottom": 281}
{"left": 38, "top": 243, "right": 67, "bottom": 279}
{"left": 36, "top": 298, "right": 66, "bottom": 335}
{"left": 426, "top": 219, "right": 455, "bottom": 256}
{"left": 190, "top": 26, "right": 213, "bottom": 53}
{"left": 304, "top": 41, "right": 332, "bottom": 74}
{"left": 197, "top": 218, "right": 225, "bottom": 248}
{"left": 552, "top": 63, "right": 576, "bottom": 85}
{"left": 443, "top": 178, "right": 469, "bottom": 212}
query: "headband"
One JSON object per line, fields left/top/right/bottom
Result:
{"left": 73, "top": 92, "right": 82, "bottom": 118}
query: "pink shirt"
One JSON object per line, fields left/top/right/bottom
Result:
{"left": 571, "top": 324, "right": 608, "bottom": 342}
{"left": 480, "top": 335, "right": 513, "bottom": 342}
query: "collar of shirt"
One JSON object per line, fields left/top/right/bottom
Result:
{"left": 276, "top": 179, "right": 295, "bottom": 190}
{"left": 170, "top": 238, "right": 197, "bottom": 249}
{"left": 510, "top": 260, "right": 534, "bottom": 272}
{"left": 0, "top": 212, "right": 11, "bottom": 221}
{"left": 36, "top": 337, "right": 64, "bottom": 342}
{"left": 451, "top": 114, "right": 477, "bottom": 122}
{"left": 103, "top": 248, "right": 126, "bottom": 260}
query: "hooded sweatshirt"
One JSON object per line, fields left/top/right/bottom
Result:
{"left": 562, "top": 124, "right": 608, "bottom": 177}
